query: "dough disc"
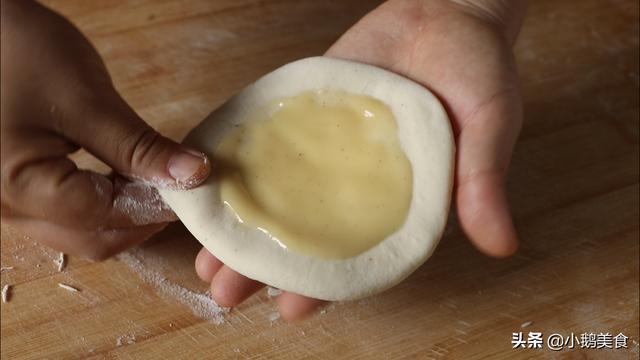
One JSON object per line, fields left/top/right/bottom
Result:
{"left": 160, "top": 57, "right": 454, "bottom": 301}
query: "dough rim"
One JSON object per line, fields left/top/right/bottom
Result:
{"left": 160, "top": 56, "right": 454, "bottom": 301}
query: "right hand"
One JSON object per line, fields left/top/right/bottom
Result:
{"left": 194, "top": 0, "right": 527, "bottom": 321}
{"left": 1, "top": 0, "right": 211, "bottom": 260}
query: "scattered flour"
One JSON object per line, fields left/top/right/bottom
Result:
{"left": 2, "top": 284, "right": 11, "bottom": 303}
{"left": 115, "top": 334, "right": 137, "bottom": 346}
{"left": 55, "top": 253, "right": 66, "bottom": 272}
{"left": 58, "top": 283, "right": 80, "bottom": 292}
{"left": 117, "top": 249, "right": 228, "bottom": 324}
{"left": 269, "top": 312, "right": 280, "bottom": 322}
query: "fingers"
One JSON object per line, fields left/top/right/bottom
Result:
{"left": 196, "top": 250, "right": 327, "bottom": 320}
{"left": 210, "top": 265, "right": 264, "bottom": 307}
{"left": 59, "top": 95, "right": 211, "bottom": 190}
{"left": 456, "top": 171, "right": 518, "bottom": 257}
{"left": 2, "top": 0, "right": 199, "bottom": 259}
{"left": 2, "top": 149, "right": 176, "bottom": 229}
{"left": 3, "top": 215, "right": 166, "bottom": 261}
{"left": 11, "top": 0, "right": 212, "bottom": 191}
{"left": 455, "top": 92, "right": 522, "bottom": 257}
{"left": 195, "top": 247, "right": 224, "bottom": 282}
{"left": 277, "top": 292, "right": 327, "bottom": 321}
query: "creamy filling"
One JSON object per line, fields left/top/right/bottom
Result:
{"left": 215, "top": 89, "right": 412, "bottom": 259}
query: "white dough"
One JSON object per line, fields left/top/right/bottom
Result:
{"left": 160, "top": 57, "right": 454, "bottom": 301}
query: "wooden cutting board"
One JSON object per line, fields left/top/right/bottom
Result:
{"left": 1, "top": 0, "right": 638, "bottom": 358}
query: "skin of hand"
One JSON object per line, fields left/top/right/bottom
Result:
{"left": 195, "top": 0, "right": 527, "bottom": 321}
{"left": 1, "top": 1, "right": 211, "bottom": 260}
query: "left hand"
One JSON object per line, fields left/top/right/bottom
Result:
{"left": 195, "top": 0, "right": 527, "bottom": 320}
{"left": 1, "top": 1, "right": 211, "bottom": 260}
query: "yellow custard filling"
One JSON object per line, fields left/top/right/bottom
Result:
{"left": 215, "top": 89, "right": 412, "bottom": 259}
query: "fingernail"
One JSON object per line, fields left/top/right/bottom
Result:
{"left": 167, "top": 150, "right": 209, "bottom": 187}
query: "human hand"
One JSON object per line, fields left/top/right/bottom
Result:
{"left": 326, "top": 0, "right": 526, "bottom": 257}
{"left": 195, "top": 0, "right": 526, "bottom": 320}
{"left": 1, "top": 1, "right": 211, "bottom": 260}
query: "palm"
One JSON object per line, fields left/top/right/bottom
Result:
{"left": 326, "top": 0, "right": 522, "bottom": 256}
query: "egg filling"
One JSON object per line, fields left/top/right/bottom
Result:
{"left": 215, "top": 89, "right": 412, "bottom": 259}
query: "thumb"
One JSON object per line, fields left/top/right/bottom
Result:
{"left": 455, "top": 91, "right": 522, "bottom": 257}
{"left": 63, "top": 96, "right": 211, "bottom": 190}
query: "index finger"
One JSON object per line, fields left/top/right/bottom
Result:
{"left": 2, "top": 153, "right": 176, "bottom": 229}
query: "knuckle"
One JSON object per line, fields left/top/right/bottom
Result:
{"left": 83, "top": 227, "right": 141, "bottom": 261}
{"left": 120, "top": 128, "right": 164, "bottom": 172}
{"left": 0, "top": 161, "right": 17, "bottom": 198}
{"left": 0, "top": 157, "right": 31, "bottom": 211}
{"left": 83, "top": 234, "right": 117, "bottom": 261}
{"left": 46, "top": 165, "right": 112, "bottom": 230}
{"left": 47, "top": 163, "right": 99, "bottom": 225}
{"left": 85, "top": 247, "right": 113, "bottom": 262}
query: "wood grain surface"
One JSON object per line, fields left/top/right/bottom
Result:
{"left": 1, "top": 0, "right": 639, "bottom": 359}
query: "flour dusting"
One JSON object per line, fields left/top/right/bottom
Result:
{"left": 55, "top": 253, "right": 66, "bottom": 272}
{"left": 268, "top": 311, "right": 280, "bottom": 322}
{"left": 117, "top": 249, "right": 228, "bottom": 324}
{"left": 1, "top": 284, "right": 11, "bottom": 303}
{"left": 115, "top": 334, "right": 137, "bottom": 346}
{"left": 113, "top": 180, "right": 175, "bottom": 225}
{"left": 58, "top": 283, "right": 80, "bottom": 292}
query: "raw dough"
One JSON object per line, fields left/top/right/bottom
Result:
{"left": 160, "top": 57, "right": 454, "bottom": 301}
